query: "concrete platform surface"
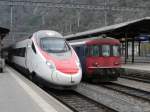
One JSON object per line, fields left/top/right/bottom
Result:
{"left": 0, "top": 66, "right": 72, "bottom": 112}
{"left": 122, "top": 63, "right": 150, "bottom": 71}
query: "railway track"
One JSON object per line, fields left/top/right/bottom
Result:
{"left": 102, "top": 82, "right": 150, "bottom": 102}
{"left": 45, "top": 89, "right": 117, "bottom": 112}
{"left": 121, "top": 75, "right": 150, "bottom": 83}
{"left": 122, "top": 69, "right": 150, "bottom": 83}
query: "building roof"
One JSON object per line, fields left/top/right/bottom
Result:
{"left": 65, "top": 17, "right": 150, "bottom": 41}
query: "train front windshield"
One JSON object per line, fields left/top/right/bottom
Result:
{"left": 40, "top": 37, "right": 70, "bottom": 53}
{"left": 112, "top": 45, "right": 120, "bottom": 56}
{"left": 102, "top": 45, "right": 110, "bottom": 56}
{"left": 87, "top": 45, "right": 120, "bottom": 56}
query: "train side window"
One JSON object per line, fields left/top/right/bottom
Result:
{"left": 16, "top": 49, "right": 19, "bottom": 56}
{"left": 32, "top": 42, "right": 36, "bottom": 53}
{"left": 21, "top": 48, "right": 26, "bottom": 57}
{"left": 13, "top": 48, "right": 19, "bottom": 56}
{"left": 13, "top": 48, "right": 26, "bottom": 57}
{"left": 13, "top": 49, "right": 15, "bottom": 56}
{"left": 18, "top": 48, "right": 21, "bottom": 56}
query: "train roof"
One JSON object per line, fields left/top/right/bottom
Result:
{"left": 70, "top": 37, "right": 120, "bottom": 46}
{"left": 33, "top": 30, "right": 63, "bottom": 39}
{"left": 86, "top": 37, "right": 120, "bottom": 45}
{"left": 69, "top": 41, "right": 86, "bottom": 46}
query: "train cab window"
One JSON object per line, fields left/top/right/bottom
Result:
{"left": 88, "top": 45, "right": 100, "bottom": 57}
{"left": 113, "top": 45, "right": 120, "bottom": 56}
{"left": 40, "top": 37, "right": 70, "bottom": 53}
{"left": 32, "top": 42, "right": 36, "bottom": 53}
{"left": 102, "top": 45, "right": 110, "bottom": 56}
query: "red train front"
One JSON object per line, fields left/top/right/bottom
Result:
{"left": 70, "top": 37, "right": 121, "bottom": 82}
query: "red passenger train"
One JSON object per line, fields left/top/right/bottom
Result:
{"left": 70, "top": 37, "right": 121, "bottom": 82}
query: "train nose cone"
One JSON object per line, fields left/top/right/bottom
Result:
{"left": 57, "top": 68, "right": 79, "bottom": 74}
{"left": 51, "top": 69, "right": 81, "bottom": 86}
{"left": 56, "top": 60, "right": 79, "bottom": 74}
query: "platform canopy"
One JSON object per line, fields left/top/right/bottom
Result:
{"left": 65, "top": 17, "right": 150, "bottom": 41}
{"left": 0, "top": 27, "right": 9, "bottom": 40}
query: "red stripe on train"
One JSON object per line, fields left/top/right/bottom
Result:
{"left": 40, "top": 49, "right": 79, "bottom": 74}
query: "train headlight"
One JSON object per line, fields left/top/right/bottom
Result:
{"left": 114, "top": 62, "right": 120, "bottom": 65}
{"left": 46, "top": 61, "right": 56, "bottom": 69}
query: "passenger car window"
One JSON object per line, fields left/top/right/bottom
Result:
{"left": 12, "top": 48, "right": 26, "bottom": 57}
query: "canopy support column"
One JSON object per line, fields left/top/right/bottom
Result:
{"left": 125, "top": 33, "right": 128, "bottom": 64}
{"left": 138, "top": 41, "right": 141, "bottom": 56}
{"left": 127, "top": 40, "right": 129, "bottom": 59}
{"left": 121, "top": 42, "right": 123, "bottom": 55}
{"left": 132, "top": 37, "right": 135, "bottom": 63}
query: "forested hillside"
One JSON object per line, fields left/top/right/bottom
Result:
{"left": 1, "top": 0, "right": 150, "bottom": 45}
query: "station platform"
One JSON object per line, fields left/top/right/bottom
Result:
{"left": 0, "top": 66, "right": 71, "bottom": 112}
{"left": 122, "top": 63, "right": 150, "bottom": 72}
{"left": 121, "top": 56, "right": 150, "bottom": 63}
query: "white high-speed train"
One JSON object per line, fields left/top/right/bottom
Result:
{"left": 6, "top": 30, "right": 82, "bottom": 89}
